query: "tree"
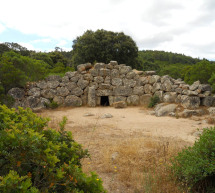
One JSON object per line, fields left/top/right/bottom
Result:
{"left": 72, "top": 29, "right": 138, "bottom": 69}
{"left": 184, "top": 60, "right": 215, "bottom": 84}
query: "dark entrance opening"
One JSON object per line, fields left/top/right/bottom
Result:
{"left": 101, "top": 96, "right": 110, "bottom": 106}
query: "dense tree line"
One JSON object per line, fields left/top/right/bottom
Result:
{"left": 1, "top": 29, "right": 215, "bottom": 105}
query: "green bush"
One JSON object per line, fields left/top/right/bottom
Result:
{"left": 148, "top": 95, "right": 160, "bottom": 108}
{"left": 0, "top": 105, "right": 105, "bottom": 192}
{"left": 171, "top": 127, "right": 215, "bottom": 193}
{"left": 45, "top": 99, "right": 59, "bottom": 109}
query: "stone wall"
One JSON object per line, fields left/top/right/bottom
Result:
{"left": 8, "top": 61, "right": 215, "bottom": 111}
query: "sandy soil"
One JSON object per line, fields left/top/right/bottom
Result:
{"left": 41, "top": 106, "right": 210, "bottom": 143}
{"left": 39, "top": 106, "right": 212, "bottom": 192}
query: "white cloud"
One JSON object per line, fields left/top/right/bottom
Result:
{"left": 0, "top": 23, "right": 5, "bottom": 34}
{"left": 0, "top": 0, "right": 215, "bottom": 60}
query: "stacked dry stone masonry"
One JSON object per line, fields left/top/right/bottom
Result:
{"left": 8, "top": 61, "right": 215, "bottom": 111}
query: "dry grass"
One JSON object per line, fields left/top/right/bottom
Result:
{"left": 39, "top": 110, "right": 192, "bottom": 193}
{"left": 206, "top": 116, "right": 215, "bottom": 125}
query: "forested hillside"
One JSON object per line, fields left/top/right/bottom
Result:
{"left": 1, "top": 38, "right": 215, "bottom": 105}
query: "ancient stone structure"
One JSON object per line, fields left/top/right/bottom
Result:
{"left": 8, "top": 61, "right": 215, "bottom": 111}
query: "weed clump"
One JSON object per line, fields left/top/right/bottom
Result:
{"left": 148, "top": 95, "right": 160, "bottom": 108}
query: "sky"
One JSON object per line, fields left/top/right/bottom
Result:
{"left": 0, "top": 0, "right": 215, "bottom": 60}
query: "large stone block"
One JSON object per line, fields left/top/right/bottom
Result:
{"left": 77, "top": 79, "right": 89, "bottom": 90}
{"left": 56, "top": 87, "right": 70, "bottom": 97}
{"left": 47, "top": 81, "right": 60, "bottom": 89}
{"left": 163, "top": 92, "right": 177, "bottom": 103}
{"left": 27, "top": 88, "right": 41, "bottom": 97}
{"left": 112, "top": 78, "right": 123, "bottom": 86}
{"left": 119, "top": 66, "right": 132, "bottom": 75}
{"left": 88, "top": 87, "right": 96, "bottom": 107}
{"left": 133, "top": 86, "right": 144, "bottom": 95}
{"left": 144, "top": 84, "right": 153, "bottom": 94}
{"left": 65, "top": 95, "right": 82, "bottom": 106}
{"left": 41, "top": 89, "right": 57, "bottom": 99}
{"left": 113, "top": 86, "right": 132, "bottom": 96}
{"left": 123, "top": 79, "right": 136, "bottom": 88}
{"left": 94, "top": 76, "right": 104, "bottom": 83}
{"left": 127, "top": 95, "right": 139, "bottom": 106}
{"left": 181, "top": 96, "right": 200, "bottom": 109}
{"left": 8, "top": 88, "right": 25, "bottom": 100}
{"left": 70, "top": 87, "right": 83, "bottom": 96}
{"left": 53, "top": 96, "right": 65, "bottom": 106}
{"left": 139, "top": 94, "right": 152, "bottom": 106}
{"left": 96, "top": 89, "right": 113, "bottom": 96}
{"left": 202, "top": 96, "right": 215, "bottom": 107}
{"left": 111, "top": 69, "right": 120, "bottom": 78}
{"left": 99, "top": 68, "right": 110, "bottom": 77}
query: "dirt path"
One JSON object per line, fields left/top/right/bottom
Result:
{"left": 40, "top": 107, "right": 211, "bottom": 192}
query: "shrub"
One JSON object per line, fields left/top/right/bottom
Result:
{"left": 148, "top": 95, "right": 160, "bottom": 108}
{"left": 0, "top": 105, "right": 105, "bottom": 192}
{"left": 45, "top": 99, "right": 59, "bottom": 109}
{"left": 171, "top": 127, "right": 215, "bottom": 193}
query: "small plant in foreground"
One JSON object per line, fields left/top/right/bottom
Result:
{"left": 0, "top": 105, "right": 105, "bottom": 192}
{"left": 148, "top": 95, "right": 160, "bottom": 108}
{"left": 171, "top": 126, "right": 215, "bottom": 193}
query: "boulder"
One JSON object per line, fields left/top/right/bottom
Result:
{"left": 189, "top": 81, "right": 200, "bottom": 91}
{"left": 155, "top": 103, "right": 177, "bottom": 117}
{"left": 144, "top": 84, "right": 153, "bottom": 94}
{"left": 133, "top": 86, "right": 144, "bottom": 95}
{"left": 94, "top": 76, "right": 104, "bottom": 83}
{"left": 133, "top": 69, "right": 143, "bottom": 75}
{"left": 94, "top": 63, "right": 105, "bottom": 70}
{"left": 77, "top": 79, "right": 89, "bottom": 90}
{"left": 65, "top": 95, "right": 82, "bottom": 106}
{"left": 198, "top": 84, "right": 211, "bottom": 92}
{"left": 70, "top": 87, "right": 83, "bottom": 97}
{"left": 110, "top": 69, "right": 120, "bottom": 78}
{"left": 202, "top": 96, "right": 215, "bottom": 107}
{"left": 96, "top": 89, "right": 113, "bottom": 96}
{"left": 99, "top": 68, "right": 110, "bottom": 77}
{"left": 36, "top": 81, "right": 47, "bottom": 89}
{"left": 163, "top": 92, "right": 177, "bottom": 103}
{"left": 112, "top": 78, "right": 123, "bottom": 86}
{"left": 149, "top": 75, "right": 161, "bottom": 84}
{"left": 77, "top": 63, "right": 92, "bottom": 72}
{"left": 27, "top": 88, "right": 41, "bottom": 97}
{"left": 62, "top": 76, "right": 70, "bottom": 83}
{"left": 114, "top": 96, "right": 126, "bottom": 103}
{"left": 53, "top": 96, "right": 65, "bottom": 106}
{"left": 113, "top": 86, "right": 132, "bottom": 96}
{"left": 89, "top": 69, "right": 99, "bottom": 77}
{"left": 127, "top": 95, "right": 139, "bottom": 106}
{"left": 110, "top": 61, "right": 118, "bottom": 66}
{"left": 178, "top": 109, "right": 206, "bottom": 118}
{"left": 126, "top": 71, "right": 136, "bottom": 79}
{"left": 57, "top": 87, "right": 70, "bottom": 97}
{"left": 139, "top": 94, "right": 152, "bottom": 106}
{"left": 123, "top": 79, "right": 136, "bottom": 87}
{"left": 181, "top": 96, "right": 200, "bottom": 109}
{"left": 66, "top": 82, "right": 77, "bottom": 91}
{"left": 41, "top": 89, "right": 57, "bottom": 99}
{"left": 46, "top": 81, "right": 60, "bottom": 89}
{"left": 113, "top": 101, "right": 127, "bottom": 108}
{"left": 208, "top": 107, "right": 215, "bottom": 115}
{"left": 163, "top": 79, "right": 173, "bottom": 92}
{"left": 65, "top": 71, "right": 77, "bottom": 78}
{"left": 8, "top": 88, "right": 25, "bottom": 100}
{"left": 119, "top": 66, "right": 132, "bottom": 75}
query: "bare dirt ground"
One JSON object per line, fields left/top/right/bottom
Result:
{"left": 39, "top": 107, "right": 212, "bottom": 193}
